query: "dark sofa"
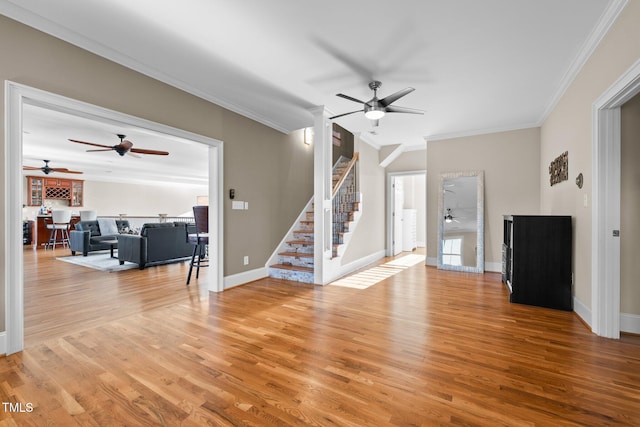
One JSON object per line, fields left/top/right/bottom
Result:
{"left": 69, "top": 219, "right": 130, "bottom": 256}
{"left": 117, "top": 222, "right": 197, "bottom": 269}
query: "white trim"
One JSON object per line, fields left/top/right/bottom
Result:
{"left": 266, "top": 196, "right": 313, "bottom": 267}
{"left": 427, "top": 0, "right": 628, "bottom": 145}
{"left": 484, "top": 262, "right": 501, "bottom": 273}
{"left": 224, "top": 268, "right": 268, "bottom": 290}
{"left": 386, "top": 170, "right": 427, "bottom": 257}
{"left": 573, "top": 296, "right": 592, "bottom": 330}
{"left": 324, "top": 250, "right": 387, "bottom": 284}
{"left": 620, "top": 313, "right": 640, "bottom": 335}
{"left": 538, "top": 0, "right": 628, "bottom": 124}
{"left": 0, "top": 332, "right": 5, "bottom": 356}
{"left": 4, "top": 81, "right": 225, "bottom": 354}
{"left": 592, "top": 58, "right": 640, "bottom": 338}
{"left": 379, "top": 145, "right": 405, "bottom": 168}
{"left": 0, "top": 2, "right": 293, "bottom": 135}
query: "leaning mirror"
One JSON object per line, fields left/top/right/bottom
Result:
{"left": 437, "top": 171, "right": 484, "bottom": 273}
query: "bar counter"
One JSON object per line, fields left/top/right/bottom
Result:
{"left": 33, "top": 215, "right": 81, "bottom": 249}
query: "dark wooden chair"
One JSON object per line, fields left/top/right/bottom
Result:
{"left": 186, "top": 205, "right": 209, "bottom": 285}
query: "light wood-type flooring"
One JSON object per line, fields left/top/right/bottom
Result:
{"left": 1, "top": 247, "right": 639, "bottom": 426}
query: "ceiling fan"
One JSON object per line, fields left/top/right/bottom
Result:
{"left": 329, "top": 81, "right": 424, "bottom": 125}
{"left": 23, "top": 159, "right": 83, "bottom": 175}
{"left": 444, "top": 208, "right": 461, "bottom": 223}
{"left": 68, "top": 134, "right": 169, "bottom": 157}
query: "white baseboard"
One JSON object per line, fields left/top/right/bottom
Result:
{"left": 621, "top": 312, "right": 640, "bottom": 334}
{"left": 224, "top": 267, "right": 267, "bottom": 289}
{"left": 485, "top": 262, "right": 501, "bottom": 273}
{"left": 573, "top": 296, "right": 592, "bottom": 330}
{"left": 325, "top": 250, "right": 387, "bottom": 284}
{"left": 0, "top": 332, "right": 6, "bottom": 356}
{"left": 425, "top": 257, "right": 500, "bottom": 273}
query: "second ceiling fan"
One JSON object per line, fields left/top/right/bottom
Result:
{"left": 69, "top": 134, "right": 169, "bottom": 157}
{"left": 330, "top": 81, "right": 423, "bottom": 125}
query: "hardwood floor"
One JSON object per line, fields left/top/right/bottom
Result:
{"left": 2, "top": 248, "right": 639, "bottom": 426}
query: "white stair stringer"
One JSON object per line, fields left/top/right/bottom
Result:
{"left": 268, "top": 156, "right": 361, "bottom": 284}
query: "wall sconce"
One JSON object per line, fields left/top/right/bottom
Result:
{"left": 304, "top": 127, "right": 313, "bottom": 145}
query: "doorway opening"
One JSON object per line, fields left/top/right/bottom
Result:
{"left": 592, "top": 59, "right": 640, "bottom": 338}
{"left": 4, "top": 81, "right": 224, "bottom": 354}
{"left": 386, "top": 171, "right": 426, "bottom": 257}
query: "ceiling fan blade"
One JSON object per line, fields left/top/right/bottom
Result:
{"left": 336, "top": 93, "right": 368, "bottom": 105}
{"left": 379, "top": 87, "right": 415, "bottom": 107}
{"left": 311, "top": 37, "right": 374, "bottom": 82}
{"left": 329, "top": 110, "right": 363, "bottom": 120}
{"left": 51, "top": 168, "right": 83, "bottom": 174}
{"left": 23, "top": 166, "right": 40, "bottom": 170}
{"left": 130, "top": 148, "right": 169, "bottom": 156}
{"left": 68, "top": 139, "right": 112, "bottom": 149}
{"left": 385, "top": 105, "right": 424, "bottom": 115}
{"left": 86, "top": 148, "right": 115, "bottom": 152}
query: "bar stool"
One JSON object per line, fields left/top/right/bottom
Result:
{"left": 46, "top": 210, "right": 72, "bottom": 250}
{"left": 186, "top": 205, "right": 209, "bottom": 285}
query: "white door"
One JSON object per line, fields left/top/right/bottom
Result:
{"left": 393, "top": 177, "right": 404, "bottom": 255}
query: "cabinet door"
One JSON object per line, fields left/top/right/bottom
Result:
{"left": 27, "top": 177, "right": 44, "bottom": 206}
{"left": 71, "top": 180, "right": 83, "bottom": 207}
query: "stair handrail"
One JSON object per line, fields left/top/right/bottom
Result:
{"left": 331, "top": 152, "right": 359, "bottom": 199}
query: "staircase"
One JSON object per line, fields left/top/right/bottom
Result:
{"left": 269, "top": 155, "right": 361, "bottom": 284}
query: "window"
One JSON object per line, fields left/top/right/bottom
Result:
{"left": 443, "top": 237, "right": 462, "bottom": 266}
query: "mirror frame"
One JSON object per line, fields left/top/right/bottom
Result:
{"left": 437, "top": 170, "right": 484, "bottom": 273}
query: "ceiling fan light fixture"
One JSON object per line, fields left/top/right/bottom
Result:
{"left": 364, "top": 109, "right": 385, "bottom": 120}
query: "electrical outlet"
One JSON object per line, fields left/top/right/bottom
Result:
{"left": 243, "top": 256, "right": 249, "bottom": 265}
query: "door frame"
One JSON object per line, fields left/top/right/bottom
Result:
{"left": 4, "top": 81, "right": 225, "bottom": 354}
{"left": 386, "top": 170, "right": 426, "bottom": 257}
{"left": 592, "top": 59, "right": 640, "bottom": 338}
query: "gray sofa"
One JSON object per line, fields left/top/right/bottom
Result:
{"left": 117, "top": 222, "right": 198, "bottom": 269}
{"left": 70, "top": 219, "right": 130, "bottom": 256}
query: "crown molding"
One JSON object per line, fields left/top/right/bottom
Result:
{"left": 0, "top": 1, "right": 293, "bottom": 134}
{"left": 537, "top": 0, "right": 629, "bottom": 124}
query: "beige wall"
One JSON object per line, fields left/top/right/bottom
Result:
{"left": 1, "top": 16, "right": 313, "bottom": 330}
{"left": 427, "top": 128, "right": 541, "bottom": 266}
{"left": 540, "top": 1, "right": 640, "bottom": 309}
{"left": 342, "top": 141, "right": 386, "bottom": 263}
{"left": 386, "top": 149, "right": 427, "bottom": 172}
{"left": 620, "top": 93, "right": 640, "bottom": 315}
{"left": 22, "top": 179, "right": 207, "bottom": 219}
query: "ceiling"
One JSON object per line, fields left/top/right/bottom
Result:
{"left": 2, "top": 0, "right": 618, "bottom": 178}
{"left": 21, "top": 104, "right": 210, "bottom": 186}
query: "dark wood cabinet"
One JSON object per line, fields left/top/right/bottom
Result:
{"left": 26, "top": 175, "right": 83, "bottom": 207}
{"left": 502, "top": 215, "right": 572, "bottom": 311}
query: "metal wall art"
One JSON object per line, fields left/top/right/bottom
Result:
{"left": 549, "top": 151, "right": 568, "bottom": 186}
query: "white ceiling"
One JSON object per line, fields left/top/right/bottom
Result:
{"left": 21, "top": 103, "right": 210, "bottom": 186}
{"left": 2, "top": 0, "right": 618, "bottom": 179}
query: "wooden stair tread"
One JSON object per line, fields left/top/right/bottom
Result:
{"left": 270, "top": 264, "right": 313, "bottom": 272}
{"left": 287, "top": 240, "right": 314, "bottom": 245}
{"left": 278, "top": 251, "right": 314, "bottom": 258}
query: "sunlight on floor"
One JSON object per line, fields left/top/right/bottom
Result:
{"left": 330, "top": 253, "right": 425, "bottom": 289}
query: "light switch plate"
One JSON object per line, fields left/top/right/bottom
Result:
{"left": 232, "top": 201, "right": 244, "bottom": 210}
